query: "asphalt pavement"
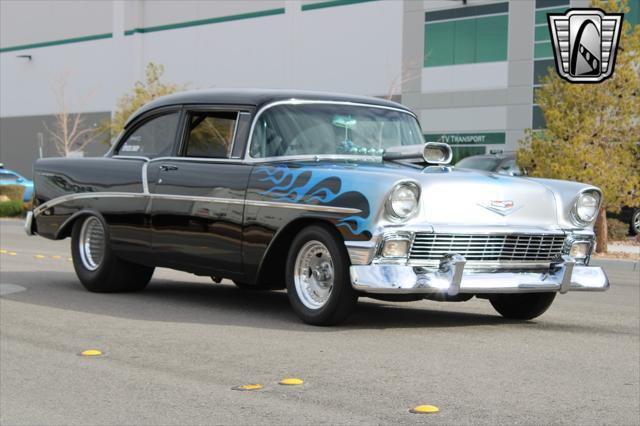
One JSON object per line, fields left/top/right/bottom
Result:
{"left": 1, "top": 218, "right": 638, "bottom": 425}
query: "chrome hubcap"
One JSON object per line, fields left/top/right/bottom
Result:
{"left": 634, "top": 212, "right": 640, "bottom": 233}
{"left": 79, "top": 217, "right": 105, "bottom": 271}
{"left": 294, "top": 240, "right": 334, "bottom": 310}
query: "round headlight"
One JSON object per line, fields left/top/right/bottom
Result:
{"left": 574, "top": 191, "right": 600, "bottom": 224}
{"left": 386, "top": 183, "right": 420, "bottom": 220}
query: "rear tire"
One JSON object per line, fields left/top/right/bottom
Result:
{"left": 71, "top": 214, "right": 154, "bottom": 293}
{"left": 286, "top": 224, "right": 357, "bottom": 326}
{"left": 489, "top": 292, "right": 556, "bottom": 320}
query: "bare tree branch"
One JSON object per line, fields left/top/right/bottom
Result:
{"left": 43, "top": 73, "right": 104, "bottom": 157}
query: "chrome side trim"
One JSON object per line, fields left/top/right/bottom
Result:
{"left": 32, "top": 192, "right": 362, "bottom": 217}
{"left": 33, "top": 192, "right": 143, "bottom": 216}
{"left": 141, "top": 162, "right": 150, "bottom": 195}
{"left": 151, "top": 193, "right": 245, "bottom": 205}
{"left": 244, "top": 99, "right": 419, "bottom": 162}
{"left": 245, "top": 199, "right": 360, "bottom": 214}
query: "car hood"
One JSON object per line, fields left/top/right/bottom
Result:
{"left": 285, "top": 160, "right": 566, "bottom": 231}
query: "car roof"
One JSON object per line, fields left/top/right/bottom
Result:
{"left": 126, "top": 88, "right": 412, "bottom": 128}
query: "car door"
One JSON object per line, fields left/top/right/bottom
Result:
{"left": 148, "top": 107, "right": 253, "bottom": 276}
{"left": 104, "top": 108, "right": 182, "bottom": 263}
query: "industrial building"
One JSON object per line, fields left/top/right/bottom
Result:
{"left": 1, "top": 0, "right": 637, "bottom": 176}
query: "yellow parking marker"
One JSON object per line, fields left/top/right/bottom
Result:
{"left": 410, "top": 405, "right": 440, "bottom": 414}
{"left": 0, "top": 249, "right": 7, "bottom": 254}
{"left": 80, "top": 349, "right": 103, "bottom": 357}
{"left": 52, "top": 255, "right": 62, "bottom": 260}
{"left": 34, "top": 254, "right": 46, "bottom": 259}
{"left": 279, "top": 378, "right": 304, "bottom": 386}
{"left": 231, "top": 383, "right": 263, "bottom": 391}
{"left": 8, "top": 252, "right": 17, "bottom": 256}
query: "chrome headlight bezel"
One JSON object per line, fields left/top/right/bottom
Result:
{"left": 570, "top": 189, "right": 601, "bottom": 226}
{"left": 385, "top": 181, "right": 421, "bottom": 221}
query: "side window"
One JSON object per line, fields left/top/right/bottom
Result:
{"left": 184, "top": 111, "right": 238, "bottom": 158}
{"left": 117, "top": 112, "right": 180, "bottom": 157}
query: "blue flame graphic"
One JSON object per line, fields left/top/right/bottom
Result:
{"left": 255, "top": 165, "right": 371, "bottom": 236}
{"left": 336, "top": 215, "right": 369, "bottom": 235}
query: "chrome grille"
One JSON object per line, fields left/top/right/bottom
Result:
{"left": 410, "top": 233, "right": 566, "bottom": 262}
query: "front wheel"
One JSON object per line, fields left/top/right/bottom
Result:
{"left": 71, "top": 214, "right": 154, "bottom": 293}
{"left": 286, "top": 225, "right": 357, "bottom": 326}
{"left": 489, "top": 292, "right": 556, "bottom": 320}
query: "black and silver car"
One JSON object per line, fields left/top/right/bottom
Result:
{"left": 25, "top": 89, "right": 609, "bottom": 325}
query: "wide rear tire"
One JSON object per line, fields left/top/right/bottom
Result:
{"left": 286, "top": 224, "right": 357, "bottom": 326}
{"left": 489, "top": 292, "right": 556, "bottom": 320}
{"left": 71, "top": 214, "right": 154, "bottom": 293}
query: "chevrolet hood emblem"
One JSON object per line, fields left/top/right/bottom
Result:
{"left": 479, "top": 200, "right": 523, "bottom": 216}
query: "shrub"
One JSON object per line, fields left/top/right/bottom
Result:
{"left": 607, "top": 218, "right": 629, "bottom": 241}
{"left": 0, "top": 185, "right": 25, "bottom": 202}
{"left": 0, "top": 200, "right": 24, "bottom": 217}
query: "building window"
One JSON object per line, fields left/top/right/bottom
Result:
{"left": 424, "top": 3, "right": 509, "bottom": 68}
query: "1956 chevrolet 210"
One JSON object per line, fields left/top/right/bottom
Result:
{"left": 25, "top": 89, "right": 608, "bottom": 325}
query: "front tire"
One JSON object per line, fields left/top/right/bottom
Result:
{"left": 71, "top": 214, "right": 154, "bottom": 293}
{"left": 489, "top": 292, "right": 556, "bottom": 320}
{"left": 286, "top": 224, "right": 357, "bottom": 326}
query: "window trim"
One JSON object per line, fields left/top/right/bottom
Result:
{"left": 176, "top": 105, "right": 253, "bottom": 160}
{"left": 180, "top": 110, "right": 239, "bottom": 159}
{"left": 243, "top": 99, "right": 420, "bottom": 163}
{"left": 112, "top": 106, "right": 183, "bottom": 158}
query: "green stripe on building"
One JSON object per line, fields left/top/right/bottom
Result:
{"left": 424, "top": 132, "right": 506, "bottom": 145}
{"left": 0, "top": 32, "right": 112, "bottom": 53}
{"left": 302, "top": 0, "right": 378, "bottom": 12}
{"left": 125, "top": 8, "right": 285, "bottom": 35}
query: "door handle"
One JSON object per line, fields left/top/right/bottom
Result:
{"left": 160, "top": 164, "right": 179, "bottom": 172}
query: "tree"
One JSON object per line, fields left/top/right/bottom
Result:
{"left": 386, "top": 59, "right": 422, "bottom": 101}
{"left": 100, "top": 63, "right": 185, "bottom": 142}
{"left": 518, "top": 0, "right": 640, "bottom": 253}
{"left": 43, "top": 74, "right": 103, "bottom": 157}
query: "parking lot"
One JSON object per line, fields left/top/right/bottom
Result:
{"left": 1, "top": 218, "right": 638, "bottom": 425}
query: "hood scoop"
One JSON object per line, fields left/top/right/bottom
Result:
{"left": 383, "top": 143, "right": 452, "bottom": 165}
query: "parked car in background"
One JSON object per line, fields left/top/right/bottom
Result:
{"left": 456, "top": 153, "right": 638, "bottom": 236}
{"left": 609, "top": 207, "right": 640, "bottom": 236}
{"left": 25, "top": 89, "right": 609, "bottom": 325}
{"left": 455, "top": 151, "right": 524, "bottom": 176}
{"left": 0, "top": 164, "right": 33, "bottom": 201}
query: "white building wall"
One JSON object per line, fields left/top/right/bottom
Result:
{"left": 0, "top": 0, "right": 403, "bottom": 118}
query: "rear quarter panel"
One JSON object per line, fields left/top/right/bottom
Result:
{"left": 33, "top": 157, "right": 150, "bottom": 258}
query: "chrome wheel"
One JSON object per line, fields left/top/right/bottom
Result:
{"left": 633, "top": 210, "right": 640, "bottom": 234}
{"left": 294, "top": 240, "right": 334, "bottom": 310}
{"left": 78, "top": 217, "right": 106, "bottom": 271}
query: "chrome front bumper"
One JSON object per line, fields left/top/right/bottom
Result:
{"left": 350, "top": 255, "right": 609, "bottom": 295}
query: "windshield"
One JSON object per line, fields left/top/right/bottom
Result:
{"left": 456, "top": 156, "right": 501, "bottom": 171}
{"left": 249, "top": 103, "right": 424, "bottom": 158}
